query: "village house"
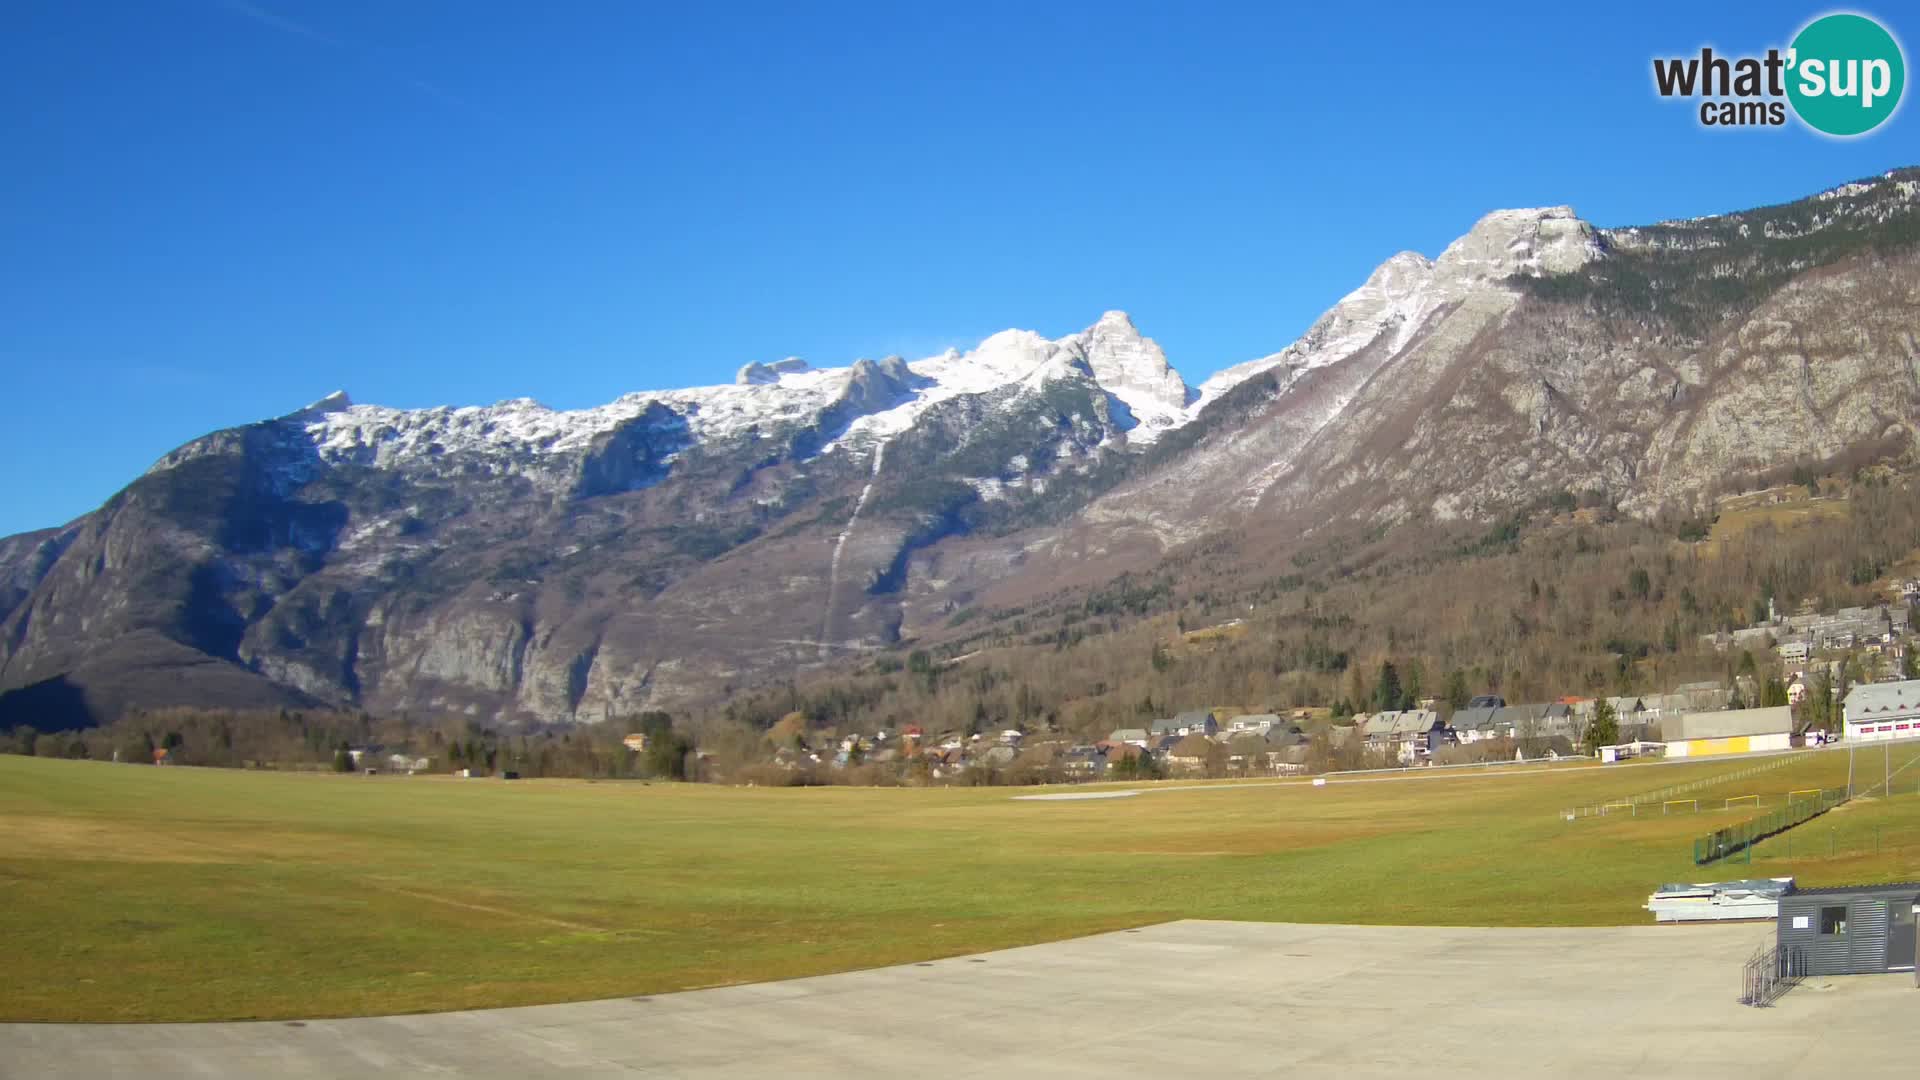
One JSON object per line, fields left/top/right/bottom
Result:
{"left": 1491, "top": 703, "right": 1582, "bottom": 745}
{"left": 1516, "top": 735, "right": 1579, "bottom": 761}
{"left": 1224, "top": 734, "right": 1272, "bottom": 774}
{"left": 1061, "top": 745, "right": 1107, "bottom": 777}
{"left": 1448, "top": 706, "right": 1498, "bottom": 743}
{"left": 1390, "top": 709, "right": 1450, "bottom": 763}
{"left": 1489, "top": 705, "right": 1535, "bottom": 741}
{"left": 1107, "top": 727, "right": 1151, "bottom": 747}
{"left": 1165, "top": 734, "right": 1215, "bottom": 774}
{"left": 1172, "top": 710, "right": 1218, "bottom": 737}
{"left": 1357, "top": 711, "right": 1398, "bottom": 750}
{"left": 1226, "top": 713, "right": 1282, "bottom": 734}
{"left": 1602, "top": 696, "right": 1654, "bottom": 740}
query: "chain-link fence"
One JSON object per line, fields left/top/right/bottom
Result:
{"left": 1692, "top": 787, "right": 1846, "bottom": 864}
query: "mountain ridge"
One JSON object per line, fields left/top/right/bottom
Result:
{"left": 4, "top": 166, "right": 1919, "bottom": 730}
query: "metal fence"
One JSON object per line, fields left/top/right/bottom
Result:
{"left": 1739, "top": 943, "right": 1806, "bottom": 1007}
{"left": 1692, "top": 787, "right": 1846, "bottom": 865}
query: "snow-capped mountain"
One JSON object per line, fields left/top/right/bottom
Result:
{"left": 5, "top": 168, "right": 1919, "bottom": 729}
{"left": 274, "top": 308, "right": 1191, "bottom": 492}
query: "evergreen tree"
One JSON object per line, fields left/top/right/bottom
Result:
{"left": 1372, "top": 662, "right": 1403, "bottom": 713}
{"left": 1584, "top": 697, "right": 1619, "bottom": 755}
{"left": 1761, "top": 677, "right": 1789, "bottom": 708}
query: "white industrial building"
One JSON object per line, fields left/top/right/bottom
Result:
{"left": 1662, "top": 706, "right": 1794, "bottom": 758}
{"left": 1842, "top": 679, "right": 1920, "bottom": 742}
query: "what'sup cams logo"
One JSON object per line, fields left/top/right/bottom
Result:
{"left": 1653, "top": 11, "right": 1905, "bottom": 136}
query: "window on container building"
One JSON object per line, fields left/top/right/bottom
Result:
{"left": 1820, "top": 906, "right": 1848, "bottom": 936}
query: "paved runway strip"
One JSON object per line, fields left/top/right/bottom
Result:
{"left": 3, "top": 921, "right": 1909, "bottom": 1078}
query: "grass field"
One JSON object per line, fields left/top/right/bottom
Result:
{"left": 1705, "top": 494, "right": 1850, "bottom": 544}
{"left": 6, "top": 748, "right": 1920, "bottom": 1022}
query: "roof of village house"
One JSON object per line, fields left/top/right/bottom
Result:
{"left": 1149, "top": 716, "right": 1183, "bottom": 734}
{"left": 1109, "top": 727, "right": 1150, "bottom": 743}
{"left": 1489, "top": 705, "right": 1532, "bottom": 728}
{"left": 1390, "top": 709, "right": 1442, "bottom": 735}
{"left": 1229, "top": 713, "right": 1282, "bottom": 728}
{"left": 1226, "top": 733, "right": 1270, "bottom": 754}
{"left": 1529, "top": 735, "right": 1579, "bottom": 758}
{"left": 1174, "top": 709, "right": 1216, "bottom": 728}
{"left": 1168, "top": 734, "right": 1214, "bottom": 758}
{"left": 1361, "top": 712, "right": 1400, "bottom": 736}
{"left": 1450, "top": 706, "right": 1499, "bottom": 731}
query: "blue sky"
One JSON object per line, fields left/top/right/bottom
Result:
{"left": 2, "top": 1, "right": 1915, "bottom": 536}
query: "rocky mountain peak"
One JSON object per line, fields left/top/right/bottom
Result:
{"left": 288, "top": 390, "right": 353, "bottom": 420}
{"left": 1066, "top": 310, "right": 1189, "bottom": 421}
{"left": 1436, "top": 205, "right": 1601, "bottom": 280}
{"left": 735, "top": 357, "right": 812, "bottom": 385}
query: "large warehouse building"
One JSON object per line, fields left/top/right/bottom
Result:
{"left": 1842, "top": 680, "right": 1920, "bottom": 743}
{"left": 1662, "top": 705, "right": 1793, "bottom": 758}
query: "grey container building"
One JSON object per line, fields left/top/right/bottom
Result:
{"left": 1775, "top": 883, "right": 1920, "bottom": 976}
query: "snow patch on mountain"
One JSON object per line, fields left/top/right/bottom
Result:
{"left": 255, "top": 206, "right": 1604, "bottom": 484}
{"left": 1189, "top": 206, "right": 1601, "bottom": 413}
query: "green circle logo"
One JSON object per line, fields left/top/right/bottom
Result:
{"left": 1788, "top": 13, "right": 1906, "bottom": 136}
